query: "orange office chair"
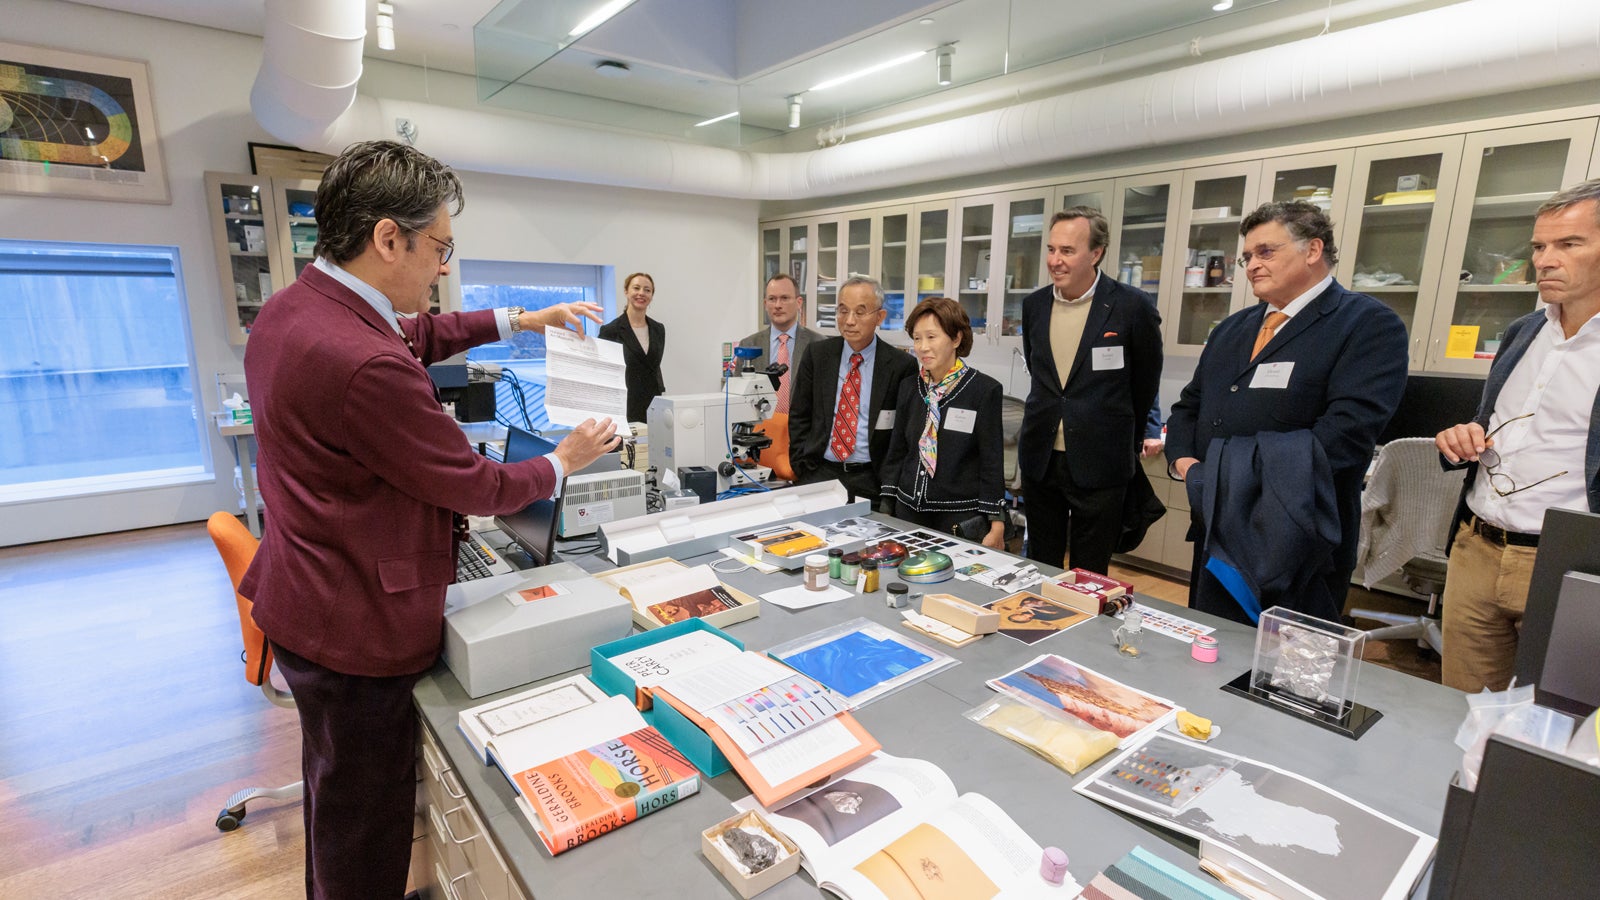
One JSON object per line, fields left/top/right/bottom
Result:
{"left": 752, "top": 413, "right": 795, "bottom": 482}
{"left": 206, "top": 511, "right": 302, "bottom": 831}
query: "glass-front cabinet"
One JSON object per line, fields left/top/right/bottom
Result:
{"left": 814, "top": 220, "right": 840, "bottom": 331}
{"left": 273, "top": 178, "right": 320, "bottom": 284}
{"left": 955, "top": 198, "right": 997, "bottom": 337}
{"left": 1168, "top": 162, "right": 1259, "bottom": 357}
{"left": 1427, "top": 121, "right": 1596, "bottom": 373}
{"left": 879, "top": 209, "right": 911, "bottom": 334}
{"left": 1107, "top": 172, "right": 1181, "bottom": 313}
{"left": 913, "top": 203, "right": 953, "bottom": 311}
{"left": 205, "top": 172, "right": 283, "bottom": 345}
{"left": 1339, "top": 137, "right": 1465, "bottom": 369}
{"left": 999, "top": 192, "right": 1049, "bottom": 339}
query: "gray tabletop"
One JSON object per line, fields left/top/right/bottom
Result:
{"left": 415, "top": 529, "right": 1466, "bottom": 898}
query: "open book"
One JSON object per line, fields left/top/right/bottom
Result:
{"left": 458, "top": 677, "right": 700, "bottom": 856}
{"left": 595, "top": 558, "right": 760, "bottom": 630}
{"left": 738, "top": 754, "right": 1078, "bottom": 899}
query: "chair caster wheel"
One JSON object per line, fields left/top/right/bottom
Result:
{"left": 216, "top": 809, "right": 244, "bottom": 832}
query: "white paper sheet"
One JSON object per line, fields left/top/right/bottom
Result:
{"left": 605, "top": 630, "right": 740, "bottom": 688}
{"left": 745, "top": 718, "right": 863, "bottom": 786}
{"left": 762, "top": 582, "right": 853, "bottom": 610}
{"left": 543, "top": 327, "right": 628, "bottom": 430}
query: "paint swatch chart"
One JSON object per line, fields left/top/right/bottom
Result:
{"left": 654, "top": 650, "right": 851, "bottom": 755}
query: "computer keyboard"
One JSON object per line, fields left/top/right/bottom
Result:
{"left": 456, "top": 531, "right": 515, "bottom": 582}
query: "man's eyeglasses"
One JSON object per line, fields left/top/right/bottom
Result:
{"left": 836, "top": 305, "right": 883, "bottom": 321}
{"left": 408, "top": 228, "right": 455, "bottom": 265}
{"left": 1480, "top": 412, "right": 1568, "bottom": 497}
{"left": 1239, "top": 241, "right": 1296, "bottom": 265}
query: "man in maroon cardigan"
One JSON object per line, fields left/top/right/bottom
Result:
{"left": 241, "top": 141, "right": 618, "bottom": 899}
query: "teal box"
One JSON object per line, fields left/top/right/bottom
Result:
{"left": 590, "top": 618, "right": 742, "bottom": 777}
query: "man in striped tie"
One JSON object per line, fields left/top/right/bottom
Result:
{"left": 738, "top": 273, "right": 822, "bottom": 414}
{"left": 1167, "top": 201, "right": 1408, "bottom": 624}
{"left": 788, "top": 276, "right": 918, "bottom": 502}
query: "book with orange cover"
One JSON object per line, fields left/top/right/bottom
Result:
{"left": 652, "top": 684, "right": 879, "bottom": 808}
{"left": 511, "top": 725, "right": 700, "bottom": 856}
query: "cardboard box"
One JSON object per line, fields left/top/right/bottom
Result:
{"left": 443, "top": 564, "right": 634, "bottom": 698}
{"left": 590, "top": 619, "right": 743, "bottom": 775}
{"left": 702, "top": 810, "right": 801, "bottom": 898}
{"left": 1040, "top": 568, "right": 1133, "bottom": 616}
{"left": 921, "top": 593, "right": 999, "bottom": 635}
{"left": 595, "top": 558, "right": 761, "bottom": 631}
{"left": 1396, "top": 173, "right": 1435, "bottom": 192}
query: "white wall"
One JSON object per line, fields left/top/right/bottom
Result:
{"left": 0, "top": 0, "right": 758, "bottom": 546}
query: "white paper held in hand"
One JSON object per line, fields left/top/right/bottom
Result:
{"left": 543, "top": 327, "right": 629, "bottom": 432}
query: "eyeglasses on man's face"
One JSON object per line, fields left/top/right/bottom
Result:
{"left": 1479, "top": 412, "right": 1568, "bottom": 497}
{"left": 1239, "top": 241, "right": 1299, "bottom": 265}
{"left": 408, "top": 227, "right": 455, "bottom": 265}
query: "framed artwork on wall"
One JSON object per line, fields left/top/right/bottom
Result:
{"left": 0, "top": 40, "right": 169, "bottom": 203}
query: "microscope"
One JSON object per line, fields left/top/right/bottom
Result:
{"left": 645, "top": 346, "right": 788, "bottom": 494}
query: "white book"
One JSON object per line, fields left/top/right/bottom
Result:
{"left": 456, "top": 674, "right": 612, "bottom": 767}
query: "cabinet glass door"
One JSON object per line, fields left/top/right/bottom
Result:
{"left": 210, "top": 174, "right": 275, "bottom": 343}
{"left": 1429, "top": 122, "right": 1595, "bottom": 372}
{"left": 915, "top": 206, "right": 951, "bottom": 307}
{"left": 881, "top": 212, "right": 910, "bottom": 332}
{"left": 761, "top": 226, "right": 781, "bottom": 289}
{"left": 816, "top": 222, "right": 839, "bottom": 331}
{"left": 1173, "top": 165, "right": 1256, "bottom": 355}
{"left": 1341, "top": 137, "right": 1464, "bottom": 368}
{"left": 1001, "top": 196, "right": 1046, "bottom": 337}
{"left": 957, "top": 203, "right": 995, "bottom": 334}
{"left": 846, "top": 215, "right": 874, "bottom": 324}
{"left": 1111, "top": 178, "right": 1174, "bottom": 298}
{"left": 1058, "top": 183, "right": 1110, "bottom": 214}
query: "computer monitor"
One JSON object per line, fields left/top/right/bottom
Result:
{"left": 496, "top": 426, "right": 564, "bottom": 567}
{"left": 1515, "top": 507, "right": 1600, "bottom": 716}
{"left": 1377, "top": 373, "right": 1486, "bottom": 445}
{"left": 1430, "top": 734, "right": 1600, "bottom": 898}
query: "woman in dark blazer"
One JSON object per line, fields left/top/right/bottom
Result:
{"left": 879, "top": 297, "right": 1007, "bottom": 549}
{"left": 597, "top": 271, "right": 665, "bottom": 422}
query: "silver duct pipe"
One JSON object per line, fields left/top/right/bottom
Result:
{"left": 251, "top": 0, "right": 1600, "bottom": 201}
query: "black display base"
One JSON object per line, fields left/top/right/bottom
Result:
{"left": 1221, "top": 670, "right": 1383, "bottom": 740}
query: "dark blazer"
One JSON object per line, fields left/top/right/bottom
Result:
{"left": 1443, "top": 309, "right": 1600, "bottom": 542}
{"left": 787, "top": 335, "right": 918, "bottom": 483}
{"left": 598, "top": 313, "right": 665, "bottom": 422}
{"left": 879, "top": 366, "right": 1006, "bottom": 518}
{"left": 241, "top": 265, "right": 556, "bottom": 677}
{"left": 738, "top": 325, "right": 823, "bottom": 375}
{"left": 1167, "top": 280, "right": 1409, "bottom": 576}
{"left": 1018, "top": 276, "right": 1163, "bottom": 489}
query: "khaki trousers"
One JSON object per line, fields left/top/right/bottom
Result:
{"left": 1440, "top": 522, "right": 1539, "bottom": 693}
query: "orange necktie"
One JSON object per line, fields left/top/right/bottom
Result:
{"left": 775, "top": 333, "right": 791, "bottom": 414}
{"left": 1251, "top": 310, "right": 1289, "bottom": 360}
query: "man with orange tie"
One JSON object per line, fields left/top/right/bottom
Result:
{"left": 738, "top": 273, "right": 822, "bottom": 414}
{"left": 1166, "top": 201, "right": 1408, "bottom": 624}
{"left": 788, "top": 276, "right": 917, "bottom": 502}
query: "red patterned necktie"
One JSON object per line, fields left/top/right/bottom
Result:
{"left": 829, "top": 352, "right": 864, "bottom": 461}
{"left": 775, "top": 333, "right": 792, "bottom": 414}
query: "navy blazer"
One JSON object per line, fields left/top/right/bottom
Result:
{"left": 598, "top": 314, "right": 665, "bottom": 422}
{"left": 1018, "top": 276, "right": 1163, "bottom": 489}
{"left": 787, "top": 335, "right": 918, "bottom": 484}
{"left": 1167, "top": 280, "right": 1409, "bottom": 573}
{"left": 1444, "top": 309, "right": 1600, "bottom": 540}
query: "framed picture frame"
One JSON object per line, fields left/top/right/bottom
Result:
{"left": 248, "top": 142, "right": 334, "bottom": 179}
{"left": 0, "top": 40, "right": 169, "bottom": 203}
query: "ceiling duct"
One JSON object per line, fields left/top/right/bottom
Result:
{"left": 251, "top": 0, "right": 1600, "bottom": 201}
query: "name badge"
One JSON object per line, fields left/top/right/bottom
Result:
{"left": 1092, "top": 346, "right": 1125, "bottom": 371}
{"left": 1250, "top": 361, "right": 1295, "bottom": 389}
{"left": 944, "top": 408, "right": 977, "bottom": 433}
{"left": 875, "top": 409, "right": 896, "bottom": 430}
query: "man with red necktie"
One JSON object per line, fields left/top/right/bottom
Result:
{"left": 788, "top": 276, "right": 917, "bottom": 502}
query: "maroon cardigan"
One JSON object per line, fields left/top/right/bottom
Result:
{"left": 240, "top": 265, "right": 556, "bottom": 676}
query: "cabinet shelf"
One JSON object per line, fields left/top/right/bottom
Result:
{"left": 1457, "top": 283, "right": 1538, "bottom": 292}
{"left": 962, "top": 235, "right": 992, "bottom": 243}
{"left": 230, "top": 250, "right": 269, "bottom": 258}
{"left": 1181, "top": 286, "right": 1233, "bottom": 294}
{"left": 1188, "top": 215, "right": 1242, "bottom": 226}
{"left": 1121, "top": 221, "right": 1166, "bottom": 231}
{"left": 224, "top": 213, "right": 265, "bottom": 223}
{"left": 883, "top": 240, "right": 907, "bottom": 248}
{"left": 288, "top": 215, "right": 317, "bottom": 225}
{"left": 1357, "top": 284, "right": 1420, "bottom": 292}
{"left": 1361, "top": 202, "right": 1434, "bottom": 219}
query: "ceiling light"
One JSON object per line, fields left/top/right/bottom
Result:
{"left": 810, "top": 50, "right": 927, "bottom": 92}
{"left": 936, "top": 45, "right": 954, "bottom": 86}
{"left": 787, "top": 95, "right": 803, "bottom": 129}
{"left": 695, "top": 111, "right": 739, "bottom": 127}
{"left": 1212, "top": 0, "right": 1234, "bottom": 10}
{"left": 569, "top": 0, "right": 631, "bottom": 38}
{"left": 919, "top": 18, "right": 935, "bottom": 25}
{"left": 376, "top": 2, "right": 395, "bottom": 51}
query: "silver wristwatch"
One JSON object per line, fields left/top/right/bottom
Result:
{"left": 507, "top": 306, "right": 526, "bottom": 334}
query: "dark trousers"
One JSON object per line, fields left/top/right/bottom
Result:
{"left": 801, "top": 458, "right": 882, "bottom": 506}
{"left": 1022, "top": 451, "right": 1126, "bottom": 575}
{"left": 271, "top": 641, "right": 426, "bottom": 900}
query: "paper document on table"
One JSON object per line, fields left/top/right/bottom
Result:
{"left": 543, "top": 327, "right": 628, "bottom": 430}
{"left": 745, "top": 718, "right": 862, "bottom": 786}
{"left": 657, "top": 650, "right": 851, "bottom": 755}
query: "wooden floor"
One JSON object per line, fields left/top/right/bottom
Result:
{"left": 0, "top": 523, "right": 1439, "bottom": 898}
{"left": 0, "top": 523, "right": 306, "bottom": 899}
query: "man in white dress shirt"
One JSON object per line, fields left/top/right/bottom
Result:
{"left": 1435, "top": 178, "right": 1600, "bottom": 693}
